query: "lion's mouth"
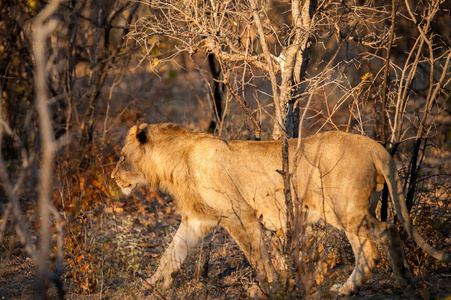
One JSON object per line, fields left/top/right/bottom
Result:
{"left": 121, "top": 184, "right": 134, "bottom": 196}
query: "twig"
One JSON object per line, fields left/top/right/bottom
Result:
{"left": 0, "top": 123, "right": 38, "bottom": 263}
{"left": 380, "top": 0, "right": 397, "bottom": 145}
{"left": 0, "top": 202, "right": 12, "bottom": 244}
{"left": 248, "top": 0, "right": 283, "bottom": 138}
{"left": 224, "top": 74, "right": 261, "bottom": 140}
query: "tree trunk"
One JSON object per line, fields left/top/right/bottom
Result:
{"left": 207, "top": 54, "right": 224, "bottom": 133}
{"left": 380, "top": 0, "right": 397, "bottom": 222}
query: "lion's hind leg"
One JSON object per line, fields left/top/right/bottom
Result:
{"left": 367, "top": 218, "right": 413, "bottom": 293}
{"left": 330, "top": 232, "right": 380, "bottom": 295}
{"left": 334, "top": 215, "right": 413, "bottom": 296}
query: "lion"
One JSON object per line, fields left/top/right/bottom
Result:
{"left": 111, "top": 123, "right": 450, "bottom": 295}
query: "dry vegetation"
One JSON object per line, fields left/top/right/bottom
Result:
{"left": 0, "top": 0, "right": 450, "bottom": 299}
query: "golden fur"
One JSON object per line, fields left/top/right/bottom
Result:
{"left": 111, "top": 123, "right": 450, "bottom": 295}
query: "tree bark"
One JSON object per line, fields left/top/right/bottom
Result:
{"left": 380, "top": 0, "right": 397, "bottom": 222}
{"left": 33, "top": 0, "right": 62, "bottom": 298}
{"left": 207, "top": 54, "right": 224, "bottom": 133}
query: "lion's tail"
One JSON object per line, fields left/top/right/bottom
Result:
{"left": 378, "top": 155, "right": 451, "bottom": 262}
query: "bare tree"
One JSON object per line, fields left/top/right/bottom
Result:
{"left": 32, "top": 2, "right": 62, "bottom": 298}
{"left": 0, "top": 0, "right": 65, "bottom": 298}
{"left": 0, "top": 0, "right": 144, "bottom": 297}
{"left": 131, "top": 0, "right": 317, "bottom": 139}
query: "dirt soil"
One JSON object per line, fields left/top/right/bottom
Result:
{"left": 1, "top": 190, "right": 450, "bottom": 300}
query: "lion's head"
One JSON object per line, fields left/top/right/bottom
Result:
{"left": 111, "top": 123, "right": 149, "bottom": 195}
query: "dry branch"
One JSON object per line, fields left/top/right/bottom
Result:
{"left": 32, "top": 0, "right": 63, "bottom": 298}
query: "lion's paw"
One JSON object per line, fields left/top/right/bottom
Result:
{"left": 247, "top": 284, "right": 263, "bottom": 299}
{"left": 140, "top": 277, "right": 156, "bottom": 291}
{"left": 140, "top": 275, "right": 172, "bottom": 292}
{"left": 330, "top": 283, "right": 353, "bottom": 296}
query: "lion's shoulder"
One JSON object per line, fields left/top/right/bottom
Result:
{"left": 145, "top": 123, "right": 229, "bottom": 159}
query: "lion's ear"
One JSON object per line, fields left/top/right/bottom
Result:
{"left": 128, "top": 125, "right": 138, "bottom": 137}
{"left": 136, "top": 124, "right": 149, "bottom": 144}
{"left": 127, "top": 124, "right": 148, "bottom": 145}
{"left": 139, "top": 123, "right": 149, "bottom": 130}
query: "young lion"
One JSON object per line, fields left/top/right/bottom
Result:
{"left": 111, "top": 123, "right": 450, "bottom": 295}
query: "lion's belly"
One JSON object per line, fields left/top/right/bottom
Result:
{"left": 195, "top": 171, "right": 288, "bottom": 230}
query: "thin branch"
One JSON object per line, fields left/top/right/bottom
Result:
{"left": 248, "top": 0, "right": 283, "bottom": 137}
{"left": 33, "top": 0, "right": 63, "bottom": 297}
{"left": 224, "top": 73, "right": 261, "bottom": 139}
{"left": 0, "top": 117, "right": 38, "bottom": 263}
{"left": 381, "top": 0, "right": 397, "bottom": 146}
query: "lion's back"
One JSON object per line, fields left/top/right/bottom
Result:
{"left": 297, "top": 131, "right": 390, "bottom": 165}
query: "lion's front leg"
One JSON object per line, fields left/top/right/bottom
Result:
{"left": 144, "top": 216, "right": 215, "bottom": 290}
{"left": 222, "top": 214, "right": 275, "bottom": 283}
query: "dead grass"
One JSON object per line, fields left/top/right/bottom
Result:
{"left": 2, "top": 167, "right": 450, "bottom": 299}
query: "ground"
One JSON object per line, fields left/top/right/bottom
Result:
{"left": 1, "top": 188, "right": 450, "bottom": 299}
